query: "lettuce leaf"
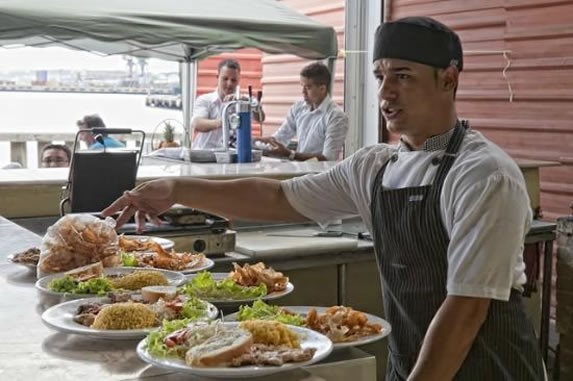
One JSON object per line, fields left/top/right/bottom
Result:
{"left": 120, "top": 251, "right": 139, "bottom": 267}
{"left": 146, "top": 318, "right": 194, "bottom": 358}
{"left": 181, "top": 271, "right": 267, "bottom": 300}
{"left": 237, "top": 299, "right": 305, "bottom": 326}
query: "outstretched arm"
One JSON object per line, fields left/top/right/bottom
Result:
{"left": 102, "top": 177, "right": 308, "bottom": 232}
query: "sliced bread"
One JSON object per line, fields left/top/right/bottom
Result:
{"left": 185, "top": 328, "right": 253, "bottom": 367}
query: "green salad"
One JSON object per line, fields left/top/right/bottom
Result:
{"left": 146, "top": 318, "right": 196, "bottom": 357}
{"left": 237, "top": 299, "right": 305, "bottom": 326}
{"left": 48, "top": 276, "right": 114, "bottom": 295}
{"left": 120, "top": 251, "right": 139, "bottom": 267}
{"left": 180, "top": 271, "right": 267, "bottom": 300}
{"left": 179, "top": 296, "right": 210, "bottom": 320}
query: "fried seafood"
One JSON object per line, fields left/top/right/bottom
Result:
{"left": 120, "top": 236, "right": 206, "bottom": 271}
{"left": 38, "top": 214, "right": 119, "bottom": 276}
{"left": 10, "top": 247, "right": 40, "bottom": 266}
{"left": 305, "top": 306, "right": 382, "bottom": 343}
{"left": 229, "top": 262, "right": 288, "bottom": 293}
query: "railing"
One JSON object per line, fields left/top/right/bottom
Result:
{"left": 0, "top": 131, "right": 184, "bottom": 169}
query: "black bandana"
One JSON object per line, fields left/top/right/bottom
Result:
{"left": 373, "top": 17, "right": 463, "bottom": 71}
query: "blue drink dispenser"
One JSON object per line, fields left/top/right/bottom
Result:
{"left": 236, "top": 101, "right": 252, "bottom": 163}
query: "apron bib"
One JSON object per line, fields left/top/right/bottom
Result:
{"left": 370, "top": 122, "right": 543, "bottom": 380}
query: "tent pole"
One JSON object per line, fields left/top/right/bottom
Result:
{"left": 181, "top": 58, "right": 197, "bottom": 149}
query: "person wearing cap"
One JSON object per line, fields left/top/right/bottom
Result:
{"left": 191, "top": 59, "right": 265, "bottom": 150}
{"left": 77, "top": 114, "right": 125, "bottom": 150}
{"left": 254, "top": 62, "right": 348, "bottom": 161}
{"left": 101, "top": 16, "right": 543, "bottom": 380}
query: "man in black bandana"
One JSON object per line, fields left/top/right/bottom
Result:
{"left": 102, "top": 16, "right": 545, "bottom": 380}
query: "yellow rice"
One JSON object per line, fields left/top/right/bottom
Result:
{"left": 109, "top": 270, "right": 168, "bottom": 290}
{"left": 239, "top": 320, "right": 300, "bottom": 348}
{"left": 91, "top": 302, "right": 156, "bottom": 330}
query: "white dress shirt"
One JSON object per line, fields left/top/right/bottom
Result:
{"left": 191, "top": 90, "right": 224, "bottom": 150}
{"left": 273, "top": 96, "right": 348, "bottom": 160}
{"left": 281, "top": 127, "right": 531, "bottom": 301}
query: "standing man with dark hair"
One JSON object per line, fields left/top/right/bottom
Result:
{"left": 76, "top": 114, "right": 124, "bottom": 149}
{"left": 191, "top": 59, "right": 264, "bottom": 150}
{"left": 255, "top": 62, "right": 348, "bottom": 161}
{"left": 103, "top": 16, "right": 544, "bottom": 380}
{"left": 41, "top": 144, "right": 71, "bottom": 168}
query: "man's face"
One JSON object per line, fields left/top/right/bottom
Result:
{"left": 300, "top": 76, "right": 327, "bottom": 107}
{"left": 217, "top": 66, "right": 240, "bottom": 98}
{"left": 42, "top": 149, "right": 69, "bottom": 168}
{"left": 374, "top": 58, "right": 450, "bottom": 136}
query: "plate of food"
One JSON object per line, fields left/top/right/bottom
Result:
{"left": 7, "top": 247, "right": 40, "bottom": 270}
{"left": 227, "top": 301, "right": 391, "bottom": 348}
{"left": 36, "top": 262, "right": 187, "bottom": 306}
{"left": 137, "top": 319, "right": 332, "bottom": 378}
{"left": 180, "top": 263, "right": 293, "bottom": 306}
{"left": 119, "top": 235, "right": 175, "bottom": 251}
{"left": 119, "top": 235, "right": 213, "bottom": 274}
{"left": 41, "top": 291, "right": 219, "bottom": 340}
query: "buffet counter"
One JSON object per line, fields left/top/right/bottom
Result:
{"left": 0, "top": 158, "right": 559, "bottom": 220}
{"left": 0, "top": 159, "right": 336, "bottom": 218}
{"left": 0, "top": 216, "right": 378, "bottom": 381}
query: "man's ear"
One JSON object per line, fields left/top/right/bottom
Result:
{"left": 441, "top": 66, "right": 459, "bottom": 92}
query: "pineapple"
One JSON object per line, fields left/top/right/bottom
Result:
{"left": 159, "top": 122, "right": 179, "bottom": 148}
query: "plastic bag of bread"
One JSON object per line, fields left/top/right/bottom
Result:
{"left": 37, "top": 214, "right": 120, "bottom": 278}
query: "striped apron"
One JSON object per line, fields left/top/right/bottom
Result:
{"left": 370, "top": 122, "right": 544, "bottom": 380}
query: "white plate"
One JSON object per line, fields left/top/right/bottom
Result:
{"left": 41, "top": 296, "right": 219, "bottom": 340}
{"left": 7, "top": 253, "right": 37, "bottom": 271}
{"left": 227, "top": 306, "right": 391, "bottom": 349}
{"left": 136, "top": 322, "right": 333, "bottom": 378}
{"left": 36, "top": 267, "right": 187, "bottom": 306}
{"left": 180, "top": 257, "right": 215, "bottom": 275}
{"left": 184, "top": 272, "right": 294, "bottom": 307}
{"left": 123, "top": 235, "right": 175, "bottom": 250}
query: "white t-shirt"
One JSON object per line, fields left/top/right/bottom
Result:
{"left": 191, "top": 90, "right": 224, "bottom": 150}
{"left": 281, "top": 128, "right": 531, "bottom": 301}
{"left": 273, "top": 96, "right": 348, "bottom": 160}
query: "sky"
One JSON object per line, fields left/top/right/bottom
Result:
{"left": 0, "top": 46, "right": 179, "bottom": 73}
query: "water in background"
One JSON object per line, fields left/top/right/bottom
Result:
{"left": 0, "top": 91, "right": 183, "bottom": 165}
{"left": 0, "top": 91, "right": 182, "bottom": 133}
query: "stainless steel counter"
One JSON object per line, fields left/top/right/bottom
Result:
{"left": 0, "top": 217, "right": 377, "bottom": 381}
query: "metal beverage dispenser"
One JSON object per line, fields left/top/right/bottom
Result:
{"left": 219, "top": 85, "right": 263, "bottom": 163}
{"left": 235, "top": 88, "right": 252, "bottom": 163}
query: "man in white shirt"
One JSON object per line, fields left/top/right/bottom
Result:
{"left": 103, "top": 16, "right": 543, "bottom": 380}
{"left": 255, "top": 62, "right": 348, "bottom": 161}
{"left": 191, "top": 59, "right": 264, "bottom": 150}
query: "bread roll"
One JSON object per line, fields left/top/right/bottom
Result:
{"left": 141, "top": 285, "right": 177, "bottom": 303}
{"left": 185, "top": 328, "right": 253, "bottom": 367}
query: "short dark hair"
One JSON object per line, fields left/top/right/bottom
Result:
{"left": 300, "top": 62, "right": 332, "bottom": 91}
{"left": 217, "top": 59, "right": 241, "bottom": 75}
{"left": 42, "top": 144, "right": 71, "bottom": 162}
{"left": 77, "top": 114, "right": 106, "bottom": 129}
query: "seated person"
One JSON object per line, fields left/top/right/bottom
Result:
{"left": 191, "top": 59, "right": 264, "bottom": 150}
{"left": 41, "top": 144, "right": 71, "bottom": 168}
{"left": 77, "top": 114, "right": 124, "bottom": 149}
{"left": 255, "top": 62, "right": 348, "bottom": 161}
